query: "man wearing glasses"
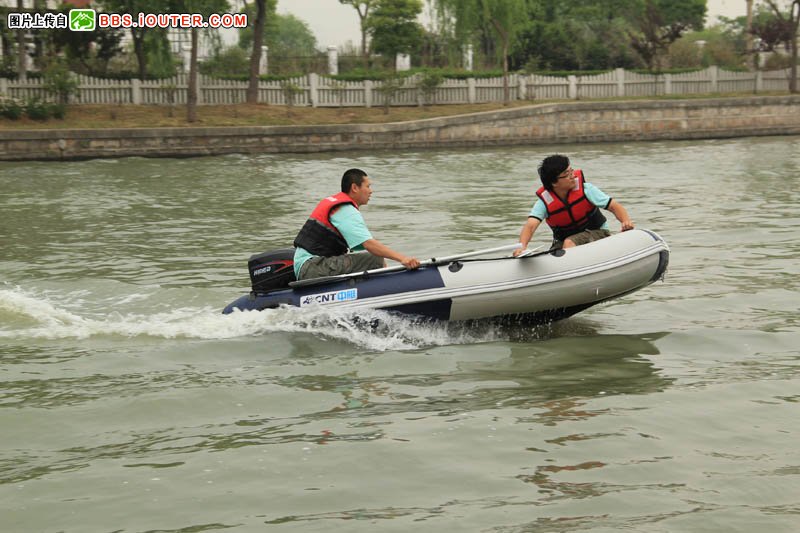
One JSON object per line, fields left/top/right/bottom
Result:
{"left": 513, "top": 154, "right": 634, "bottom": 256}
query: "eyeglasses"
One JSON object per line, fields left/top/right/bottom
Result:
{"left": 557, "top": 166, "right": 573, "bottom": 180}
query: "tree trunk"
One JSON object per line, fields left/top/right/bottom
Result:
{"left": 247, "top": 0, "right": 266, "bottom": 104}
{"left": 792, "top": 4, "right": 799, "bottom": 93}
{"left": 745, "top": 0, "right": 755, "bottom": 70}
{"left": 16, "top": 0, "right": 26, "bottom": 81}
{"left": 187, "top": 28, "right": 199, "bottom": 123}
{"left": 131, "top": 29, "right": 147, "bottom": 80}
{"left": 361, "top": 27, "right": 369, "bottom": 68}
{"left": 791, "top": 36, "right": 798, "bottom": 93}
{"left": 502, "top": 39, "right": 509, "bottom": 106}
{"left": 492, "top": 20, "right": 510, "bottom": 106}
{"left": 358, "top": 5, "right": 370, "bottom": 69}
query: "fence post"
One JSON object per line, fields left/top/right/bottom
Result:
{"left": 182, "top": 44, "right": 191, "bottom": 73}
{"left": 516, "top": 74, "right": 526, "bottom": 100}
{"left": 526, "top": 75, "right": 536, "bottom": 100}
{"left": 309, "top": 73, "right": 318, "bottom": 107}
{"left": 327, "top": 46, "right": 338, "bottom": 76}
{"left": 131, "top": 78, "right": 141, "bottom": 104}
{"left": 710, "top": 65, "right": 719, "bottom": 92}
{"left": 463, "top": 44, "right": 473, "bottom": 72}
{"left": 365, "top": 79, "right": 372, "bottom": 108}
{"left": 260, "top": 46, "right": 268, "bottom": 75}
{"left": 396, "top": 53, "right": 411, "bottom": 71}
{"left": 0, "top": 77, "right": 7, "bottom": 96}
{"left": 664, "top": 73, "right": 672, "bottom": 95}
{"left": 616, "top": 68, "right": 625, "bottom": 97}
{"left": 755, "top": 70, "right": 763, "bottom": 93}
{"left": 568, "top": 75, "right": 577, "bottom": 99}
{"left": 467, "top": 77, "right": 476, "bottom": 104}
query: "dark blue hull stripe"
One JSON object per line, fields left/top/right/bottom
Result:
{"left": 223, "top": 266, "right": 446, "bottom": 315}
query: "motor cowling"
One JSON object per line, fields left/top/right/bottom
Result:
{"left": 248, "top": 248, "right": 296, "bottom": 293}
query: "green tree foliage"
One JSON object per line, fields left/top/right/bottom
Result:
{"left": 760, "top": 0, "right": 799, "bottom": 92}
{"left": 339, "top": 0, "right": 375, "bottom": 60}
{"left": 625, "top": 0, "right": 707, "bottom": 71}
{"left": 668, "top": 27, "right": 744, "bottom": 69}
{"left": 434, "top": 0, "right": 524, "bottom": 101}
{"left": 48, "top": 6, "right": 124, "bottom": 77}
{"left": 201, "top": 46, "right": 250, "bottom": 77}
{"left": 478, "top": 0, "right": 526, "bottom": 102}
{"left": 436, "top": 0, "right": 639, "bottom": 72}
{"left": 98, "top": 0, "right": 168, "bottom": 79}
{"left": 750, "top": 5, "right": 795, "bottom": 51}
{"left": 418, "top": 70, "right": 444, "bottom": 104}
{"left": 144, "top": 29, "right": 177, "bottom": 79}
{"left": 268, "top": 14, "right": 319, "bottom": 56}
{"left": 366, "top": 0, "right": 425, "bottom": 67}
{"left": 433, "top": 0, "right": 497, "bottom": 65}
{"left": 43, "top": 58, "right": 80, "bottom": 104}
{"left": 239, "top": 0, "right": 288, "bottom": 54}
{"left": 513, "top": 1, "right": 624, "bottom": 71}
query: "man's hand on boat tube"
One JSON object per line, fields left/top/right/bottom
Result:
{"left": 608, "top": 200, "right": 635, "bottom": 232}
{"left": 362, "top": 238, "right": 420, "bottom": 269}
{"left": 400, "top": 256, "right": 421, "bottom": 269}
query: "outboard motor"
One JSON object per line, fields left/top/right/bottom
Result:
{"left": 248, "top": 248, "right": 296, "bottom": 293}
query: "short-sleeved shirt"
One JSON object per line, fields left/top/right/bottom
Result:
{"left": 529, "top": 182, "right": 612, "bottom": 230}
{"left": 293, "top": 204, "right": 373, "bottom": 277}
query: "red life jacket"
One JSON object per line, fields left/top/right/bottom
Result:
{"left": 536, "top": 170, "right": 607, "bottom": 241}
{"left": 293, "top": 192, "right": 359, "bottom": 257}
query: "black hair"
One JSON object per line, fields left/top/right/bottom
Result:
{"left": 538, "top": 155, "right": 570, "bottom": 191}
{"left": 341, "top": 168, "right": 368, "bottom": 193}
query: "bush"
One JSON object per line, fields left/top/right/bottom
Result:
{"left": 25, "top": 98, "right": 51, "bottom": 121}
{"left": 0, "top": 98, "right": 24, "bottom": 120}
{"left": 51, "top": 103, "right": 67, "bottom": 120}
{"left": 200, "top": 46, "right": 250, "bottom": 78}
{"left": 330, "top": 67, "right": 506, "bottom": 82}
{"left": 43, "top": 60, "right": 80, "bottom": 104}
{"left": 209, "top": 73, "right": 307, "bottom": 82}
{"left": 418, "top": 71, "right": 444, "bottom": 105}
{"left": 0, "top": 57, "right": 16, "bottom": 78}
{"left": 21, "top": 98, "right": 65, "bottom": 121}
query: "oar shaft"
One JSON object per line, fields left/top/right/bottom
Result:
{"left": 364, "top": 243, "right": 523, "bottom": 275}
{"left": 289, "top": 243, "right": 522, "bottom": 289}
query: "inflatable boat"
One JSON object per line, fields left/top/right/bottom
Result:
{"left": 222, "top": 229, "right": 669, "bottom": 324}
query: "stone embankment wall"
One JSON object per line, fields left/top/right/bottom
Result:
{"left": 1, "top": 96, "right": 799, "bottom": 161}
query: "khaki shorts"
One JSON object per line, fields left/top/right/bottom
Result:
{"left": 555, "top": 228, "right": 612, "bottom": 248}
{"left": 298, "top": 252, "right": 385, "bottom": 280}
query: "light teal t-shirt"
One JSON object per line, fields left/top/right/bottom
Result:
{"left": 293, "top": 204, "right": 373, "bottom": 277}
{"left": 529, "top": 182, "right": 612, "bottom": 230}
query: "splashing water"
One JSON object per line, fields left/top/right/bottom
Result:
{"left": 0, "top": 286, "right": 525, "bottom": 351}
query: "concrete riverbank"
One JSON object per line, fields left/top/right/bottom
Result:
{"left": 1, "top": 95, "right": 799, "bottom": 161}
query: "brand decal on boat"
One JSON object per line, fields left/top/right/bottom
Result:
{"left": 253, "top": 265, "right": 272, "bottom": 276}
{"left": 300, "top": 288, "right": 358, "bottom": 307}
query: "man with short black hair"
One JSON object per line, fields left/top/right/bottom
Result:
{"left": 513, "top": 154, "right": 634, "bottom": 256}
{"left": 293, "top": 168, "right": 420, "bottom": 280}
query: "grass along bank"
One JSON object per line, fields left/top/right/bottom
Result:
{"left": 0, "top": 101, "right": 536, "bottom": 130}
{"left": 0, "top": 92, "right": 791, "bottom": 131}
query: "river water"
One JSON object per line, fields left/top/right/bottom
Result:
{"left": 1, "top": 136, "right": 799, "bottom": 532}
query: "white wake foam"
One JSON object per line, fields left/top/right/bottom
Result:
{"left": 0, "top": 286, "right": 503, "bottom": 351}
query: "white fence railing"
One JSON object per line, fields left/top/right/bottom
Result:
{"left": 0, "top": 67, "right": 795, "bottom": 108}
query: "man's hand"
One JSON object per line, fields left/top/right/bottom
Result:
{"left": 401, "top": 256, "right": 420, "bottom": 269}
